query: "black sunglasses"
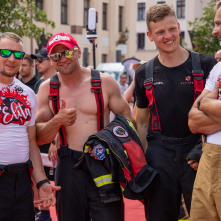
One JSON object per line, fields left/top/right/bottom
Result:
{"left": 0, "top": 49, "right": 25, "bottom": 60}
{"left": 36, "top": 57, "right": 49, "bottom": 63}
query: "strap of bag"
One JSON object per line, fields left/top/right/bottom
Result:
{"left": 191, "top": 51, "right": 204, "bottom": 100}
{"left": 49, "top": 73, "right": 67, "bottom": 146}
{"left": 143, "top": 58, "right": 161, "bottom": 132}
{"left": 91, "top": 69, "right": 104, "bottom": 131}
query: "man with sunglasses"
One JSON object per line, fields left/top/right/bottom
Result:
{"left": 31, "top": 48, "right": 57, "bottom": 221}
{"left": 0, "top": 32, "right": 61, "bottom": 221}
{"left": 35, "top": 32, "right": 135, "bottom": 221}
{"left": 32, "top": 48, "right": 56, "bottom": 94}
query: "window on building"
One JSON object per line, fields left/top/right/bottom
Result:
{"left": 137, "top": 3, "right": 145, "bottom": 21}
{"left": 103, "top": 3, "right": 107, "bottom": 30}
{"left": 36, "top": 0, "right": 43, "bottom": 10}
{"left": 157, "top": 1, "right": 166, "bottom": 4}
{"left": 61, "top": 0, "right": 68, "bottom": 24}
{"left": 102, "top": 54, "right": 107, "bottom": 63}
{"left": 137, "top": 33, "right": 145, "bottom": 50}
{"left": 177, "top": 0, "right": 185, "bottom": 18}
{"left": 84, "top": 0, "right": 90, "bottom": 27}
{"left": 119, "top": 6, "right": 123, "bottom": 32}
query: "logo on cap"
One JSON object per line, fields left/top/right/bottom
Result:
{"left": 48, "top": 35, "right": 70, "bottom": 46}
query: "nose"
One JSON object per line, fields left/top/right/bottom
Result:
{"left": 212, "top": 27, "right": 218, "bottom": 36}
{"left": 7, "top": 53, "right": 16, "bottom": 61}
{"left": 164, "top": 30, "right": 172, "bottom": 38}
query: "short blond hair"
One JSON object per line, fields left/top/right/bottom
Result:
{"left": 146, "top": 4, "right": 177, "bottom": 32}
{"left": 215, "top": 1, "right": 221, "bottom": 13}
{"left": 0, "top": 32, "right": 23, "bottom": 44}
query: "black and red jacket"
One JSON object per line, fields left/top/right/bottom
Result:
{"left": 74, "top": 114, "right": 158, "bottom": 203}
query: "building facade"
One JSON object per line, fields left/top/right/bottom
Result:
{"left": 22, "top": 0, "right": 213, "bottom": 67}
{"left": 22, "top": 0, "right": 137, "bottom": 68}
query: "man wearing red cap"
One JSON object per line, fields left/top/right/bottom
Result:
{"left": 35, "top": 32, "right": 134, "bottom": 221}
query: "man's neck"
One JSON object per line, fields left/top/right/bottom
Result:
{"left": 0, "top": 74, "right": 14, "bottom": 85}
{"left": 21, "top": 74, "right": 33, "bottom": 84}
{"left": 41, "top": 69, "right": 56, "bottom": 81}
{"left": 58, "top": 65, "right": 83, "bottom": 85}
{"left": 158, "top": 46, "right": 189, "bottom": 68}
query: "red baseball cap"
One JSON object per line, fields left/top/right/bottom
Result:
{"left": 47, "top": 32, "right": 79, "bottom": 55}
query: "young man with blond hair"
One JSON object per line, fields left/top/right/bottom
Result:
{"left": 134, "top": 4, "right": 217, "bottom": 221}
{"left": 189, "top": 1, "right": 221, "bottom": 220}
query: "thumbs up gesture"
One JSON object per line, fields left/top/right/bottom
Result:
{"left": 57, "top": 98, "right": 77, "bottom": 126}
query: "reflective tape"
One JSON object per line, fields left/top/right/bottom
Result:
{"left": 84, "top": 145, "right": 90, "bottom": 153}
{"left": 126, "top": 120, "right": 139, "bottom": 136}
{"left": 94, "top": 174, "right": 113, "bottom": 187}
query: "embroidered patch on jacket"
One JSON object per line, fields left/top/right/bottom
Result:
{"left": 113, "top": 126, "right": 128, "bottom": 137}
{"left": 92, "top": 144, "right": 106, "bottom": 160}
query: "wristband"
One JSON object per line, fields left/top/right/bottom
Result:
{"left": 36, "top": 179, "right": 50, "bottom": 189}
{"left": 197, "top": 96, "right": 206, "bottom": 111}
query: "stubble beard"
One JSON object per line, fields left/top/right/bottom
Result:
{"left": 0, "top": 68, "right": 17, "bottom": 78}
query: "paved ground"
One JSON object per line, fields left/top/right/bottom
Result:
{"left": 50, "top": 198, "right": 146, "bottom": 221}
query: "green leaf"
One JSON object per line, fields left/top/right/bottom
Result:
{"left": 0, "top": 0, "right": 55, "bottom": 44}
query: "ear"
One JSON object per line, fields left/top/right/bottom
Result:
{"left": 178, "top": 22, "right": 181, "bottom": 34}
{"left": 50, "top": 59, "right": 53, "bottom": 67}
{"left": 31, "top": 64, "right": 35, "bottom": 70}
{"left": 78, "top": 48, "right": 81, "bottom": 58}
{"left": 147, "top": 31, "right": 154, "bottom": 42}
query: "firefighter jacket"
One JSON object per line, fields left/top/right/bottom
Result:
{"left": 74, "top": 114, "right": 158, "bottom": 203}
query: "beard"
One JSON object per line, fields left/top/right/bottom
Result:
{"left": 0, "top": 69, "right": 17, "bottom": 78}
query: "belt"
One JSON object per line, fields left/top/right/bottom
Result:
{"left": 0, "top": 159, "right": 32, "bottom": 175}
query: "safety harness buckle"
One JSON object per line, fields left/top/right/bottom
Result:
{"left": 192, "top": 70, "right": 204, "bottom": 80}
{"left": 48, "top": 82, "right": 60, "bottom": 100}
{"left": 91, "top": 78, "right": 102, "bottom": 93}
{"left": 144, "top": 78, "right": 153, "bottom": 90}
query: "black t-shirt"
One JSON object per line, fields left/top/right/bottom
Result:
{"left": 21, "top": 76, "right": 38, "bottom": 91}
{"left": 34, "top": 78, "right": 45, "bottom": 94}
{"left": 135, "top": 51, "right": 217, "bottom": 138}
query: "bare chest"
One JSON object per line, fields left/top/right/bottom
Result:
{"left": 49, "top": 82, "right": 109, "bottom": 116}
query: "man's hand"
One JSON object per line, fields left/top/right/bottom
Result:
{"left": 48, "top": 142, "right": 58, "bottom": 163}
{"left": 34, "top": 183, "right": 61, "bottom": 208}
{"left": 188, "top": 159, "right": 199, "bottom": 171}
{"left": 57, "top": 98, "right": 77, "bottom": 126}
{"left": 206, "top": 81, "right": 220, "bottom": 100}
{"left": 89, "top": 147, "right": 99, "bottom": 160}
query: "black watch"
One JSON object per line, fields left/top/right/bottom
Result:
{"left": 51, "top": 140, "right": 56, "bottom": 145}
{"left": 36, "top": 179, "right": 50, "bottom": 189}
{"left": 197, "top": 96, "right": 206, "bottom": 111}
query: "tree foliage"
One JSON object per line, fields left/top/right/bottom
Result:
{"left": 188, "top": 0, "right": 219, "bottom": 56}
{"left": 0, "top": 0, "right": 55, "bottom": 43}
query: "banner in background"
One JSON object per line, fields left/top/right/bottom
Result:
{"left": 122, "top": 58, "right": 140, "bottom": 77}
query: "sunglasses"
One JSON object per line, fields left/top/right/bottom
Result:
{"left": 36, "top": 57, "right": 49, "bottom": 63}
{"left": 0, "top": 49, "right": 25, "bottom": 60}
{"left": 49, "top": 48, "right": 78, "bottom": 62}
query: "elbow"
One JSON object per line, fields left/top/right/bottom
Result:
{"left": 188, "top": 119, "right": 198, "bottom": 134}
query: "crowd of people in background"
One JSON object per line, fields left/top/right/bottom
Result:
{"left": 1, "top": 1, "right": 221, "bottom": 221}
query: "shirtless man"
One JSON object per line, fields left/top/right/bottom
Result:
{"left": 35, "top": 32, "right": 134, "bottom": 221}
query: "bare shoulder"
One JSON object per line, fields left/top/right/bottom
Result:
{"left": 100, "top": 73, "right": 119, "bottom": 91}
